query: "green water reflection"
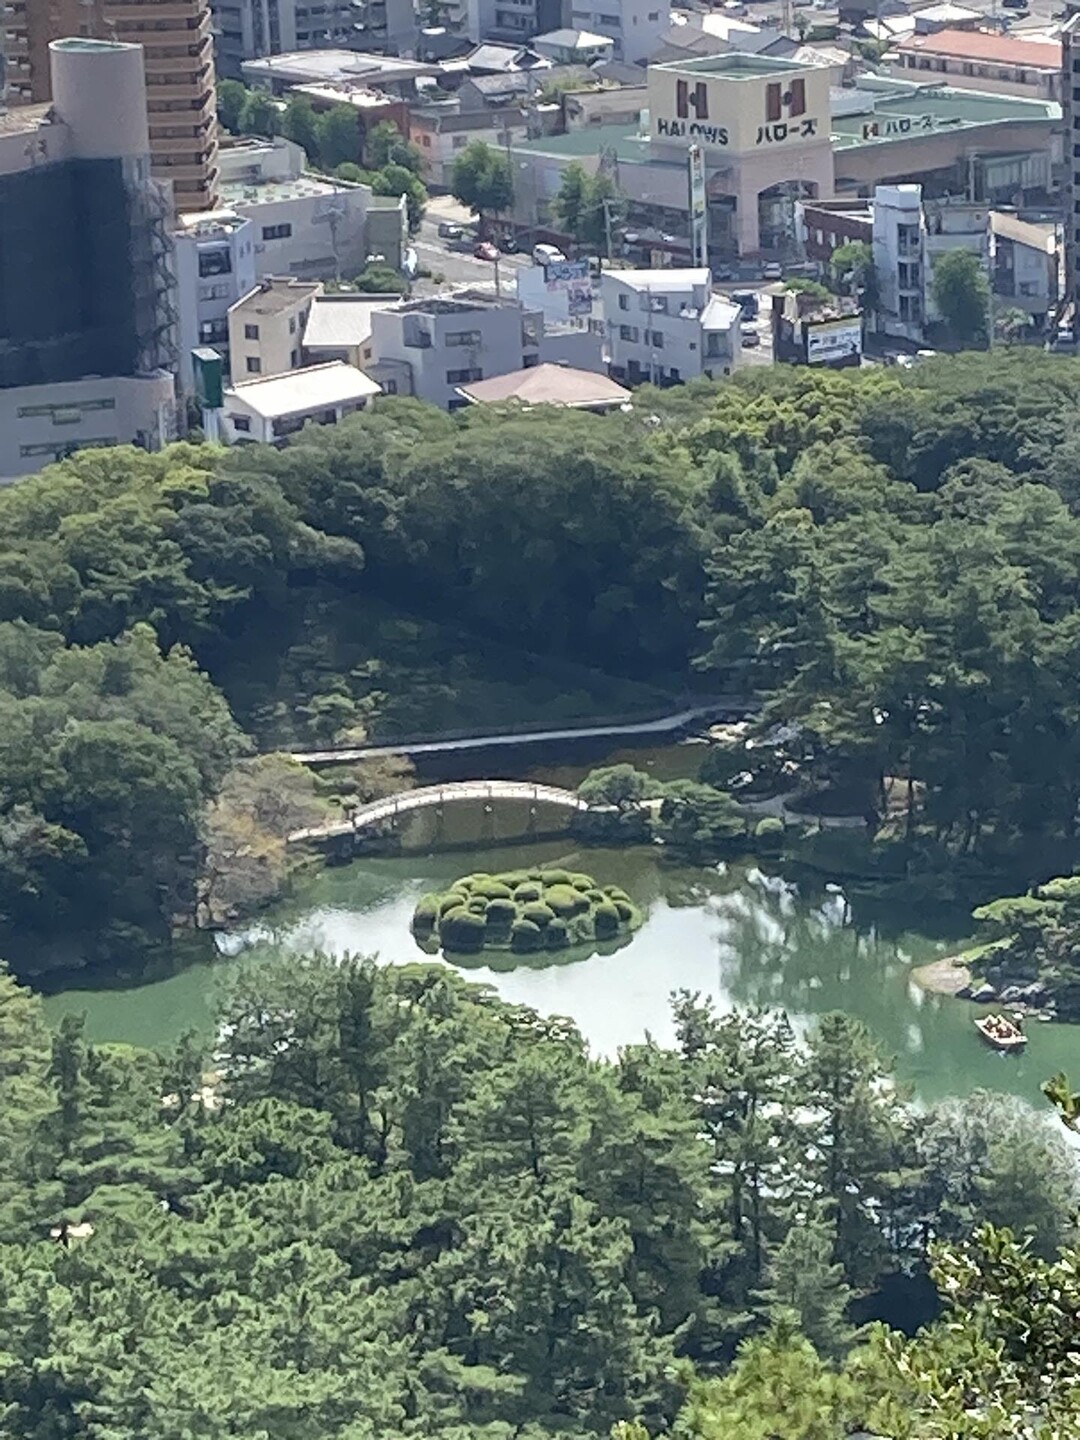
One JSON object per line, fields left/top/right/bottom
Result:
{"left": 42, "top": 833, "right": 1080, "bottom": 1108}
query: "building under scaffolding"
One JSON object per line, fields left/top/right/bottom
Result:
{"left": 0, "top": 38, "right": 178, "bottom": 479}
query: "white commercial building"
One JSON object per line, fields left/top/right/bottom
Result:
{"left": 368, "top": 291, "right": 603, "bottom": 409}
{"left": 173, "top": 210, "right": 258, "bottom": 390}
{"left": 219, "top": 361, "right": 382, "bottom": 444}
{"left": 212, "top": 1, "right": 418, "bottom": 79}
{"left": 872, "top": 182, "right": 992, "bottom": 342}
{"left": 217, "top": 137, "right": 408, "bottom": 282}
{"left": 0, "top": 374, "right": 177, "bottom": 485}
{"left": 600, "top": 269, "right": 740, "bottom": 383}
{"left": 566, "top": 0, "right": 670, "bottom": 65}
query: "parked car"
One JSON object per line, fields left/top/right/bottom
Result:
{"left": 741, "top": 325, "right": 761, "bottom": 347}
{"left": 1002, "top": 0, "right": 1028, "bottom": 10}
{"left": 474, "top": 241, "right": 499, "bottom": 261}
{"left": 712, "top": 263, "right": 734, "bottom": 282}
{"left": 532, "top": 242, "right": 566, "bottom": 266}
{"left": 437, "top": 221, "right": 464, "bottom": 239}
{"left": 762, "top": 261, "right": 783, "bottom": 281}
{"left": 498, "top": 233, "right": 519, "bottom": 253}
{"left": 732, "top": 289, "right": 759, "bottom": 319}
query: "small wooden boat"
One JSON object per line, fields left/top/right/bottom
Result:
{"left": 975, "top": 1013, "right": 1027, "bottom": 1052}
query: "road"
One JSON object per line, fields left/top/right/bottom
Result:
{"left": 412, "top": 196, "right": 531, "bottom": 295}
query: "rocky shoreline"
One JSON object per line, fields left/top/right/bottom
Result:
{"left": 912, "top": 953, "right": 1057, "bottom": 1021}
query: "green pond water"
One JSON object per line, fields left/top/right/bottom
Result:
{"left": 41, "top": 824, "right": 1080, "bottom": 1109}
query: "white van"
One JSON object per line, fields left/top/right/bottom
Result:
{"left": 532, "top": 243, "right": 566, "bottom": 266}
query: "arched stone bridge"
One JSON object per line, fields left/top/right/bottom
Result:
{"left": 287, "top": 780, "right": 591, "bottom": 846}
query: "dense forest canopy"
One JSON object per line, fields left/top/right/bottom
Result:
{"left": 1, "top": 957, "right": 1077, "bottom": 1439}
{"left": 4, "top": 354, "right": 1080, "bottom": 969}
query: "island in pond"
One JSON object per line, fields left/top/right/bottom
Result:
{"left": 412, "top": 867, "right": 641, "bottom": 956}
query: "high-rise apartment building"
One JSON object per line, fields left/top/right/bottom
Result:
{"left": 2, "top": 0, "right": 87, "bottom": 103}
{"left": 1063, "top": 12, "right": 1080, "bottom": 339}
{"left": 2, "top": 0, "right": 220, "bottom": 212}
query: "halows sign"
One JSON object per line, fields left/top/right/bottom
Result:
{"left": 656, "top": 81, "right": 729, "bottom": 145}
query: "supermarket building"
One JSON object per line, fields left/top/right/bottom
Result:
{"left": 512, "top": 61, "right": 1059, "bottom": 259}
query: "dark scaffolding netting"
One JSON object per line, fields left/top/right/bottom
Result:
{"left": 0, "top": 158, "right": 139, "bottom": 390}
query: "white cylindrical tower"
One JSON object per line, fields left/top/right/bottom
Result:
{"left": 48, "top": 38, "right": 151, "bottom": 162}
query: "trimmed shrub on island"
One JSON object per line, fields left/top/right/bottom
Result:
{"left": 412, "top": 866, "right": 641, "bottom": 956}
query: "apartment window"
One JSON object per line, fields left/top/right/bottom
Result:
{"left": 648, "top": 9, "right": 659, "bottom": 16}
{"left": 447, "top": 367, "right": 483, "bottom": 383}
{"left": 230, "top": 415, "right": 251, "bottom": 432}
{"left": 382, "top": 380, "right": 399, "bottom": 395}
{"left": 446, "top": 329, "right": 482, "bottom": 346}
{"left": 244, "top": 323, "right": 260, "bottom": 340}
{"left": 198, "top": 248, "right": 232, "bottom": 277}
{"left": 17, "top": 398, "right": 116, "bottom": 418}
{"left": 668, "top": 367, "right": 680, "bottom": 382}
{"left": 452, "top": 134, "right": 468, "bottom": 149}
{"left": 199, "top": 283, "right": 230, "bottom": 301}
{"left": 262, "top": 223, "right": 292, "bottom": 240}
{"left": 289, "top": 316, "right": 297, "bottom": 334}
{"left": 598, "top": 12, "right": 621, "bottom": 23}
{"left": 246, "top": 357, "right": 262, "bottom": 374}
{"left": 649, "top": 295, "right": 668, "bottom": 314}
{"left": 619, "top": 324, "right": 639, "bottom": 341}
{"left": 961, "top": 62, "right": 974, "bottom": 75}
{"left": 649, "top": 329, "right": 664, "bottom": 348}
{"left": 199, "top": 319, "right": 229, "bottom": 344}
{"left": 422, "top": 134, "right": 432, "bottom": 146}
{"left": 618, "top": 293, "right": 629, "bottom": 310}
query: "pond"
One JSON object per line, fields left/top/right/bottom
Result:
{"left": 42, "top": 822, "right": 1080, "bottom": 1109}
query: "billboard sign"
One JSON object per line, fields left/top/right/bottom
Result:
{"left": 545, "top": 258, "right": 592, "bottom": 317}
{"left": 688, "top": 144, "right": 707, "bottom": 268}
{"left": 806, "top": 317, "right": 862, "bottom": 365}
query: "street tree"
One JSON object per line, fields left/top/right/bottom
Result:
{"left": 451, "top": 141, "right": 514, "bottom": 230}
{"left": 931, "top": 249, "right": 990, "bottom": 348}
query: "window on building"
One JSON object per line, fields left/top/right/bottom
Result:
{"left": 198, "top": 248, "right": 232, "bottom": 278}
{"left": 598, "top": 12, "right": 620, "bottom": 24}
{"left": 962, "top": 62, "right": 974, "bottom": 75}
{"left": 244, "top": 324, "right": 260, "bottom": 340}
{"left": 648, "top": 9, "right": 659, "bottom": 17}
{"left": 262, "top": 223, "right": 292, "bottom": 240}
{"left": 291, "top": 349, "right": 300, "bottom": 367}
{"left": 668, "top": 367, "right": 680, "bottom": 381}
{"left": 619, "top": 324, "right": 639, "bottom": 341}
{"left": 452, "top": 134, "right": 468, "bottom": 149}
{"left": 289, "top": 316, "right": 297, "bottom": 334}
{"left": 383, "top": 379, "right": 399, "bottom": 394}
{"left": 422, "top": 134, "right": 431, "bottom": 146}
{"left": 199, "top": 319, "right": 229, "bottom": 344}
{"left": 618, "top": 293, "right": 629, "bottom": 310}
{"left": 230, "top": 415, "right": 251, "bottom": 432}
{"left": 246, "top": 357, "right": 262, "bottom": 373}
{"left": 446, "top": 330, "right": 482, "bottom": 346}
{"left": 649, "top": 330, "right": 664, "bottom": 348}
{"left": 446, "top": 367, "right": 483, "bottom": 383}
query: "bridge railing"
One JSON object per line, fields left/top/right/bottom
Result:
{"left": 287, "top": 779, "right": 590, "bottom": 846}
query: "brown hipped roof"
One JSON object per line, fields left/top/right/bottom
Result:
{"left": 456, "top": 363, "right": 631, "bottom": 408}
{"left": 896, "top": 28, "right": 1061, "bottom": 69}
